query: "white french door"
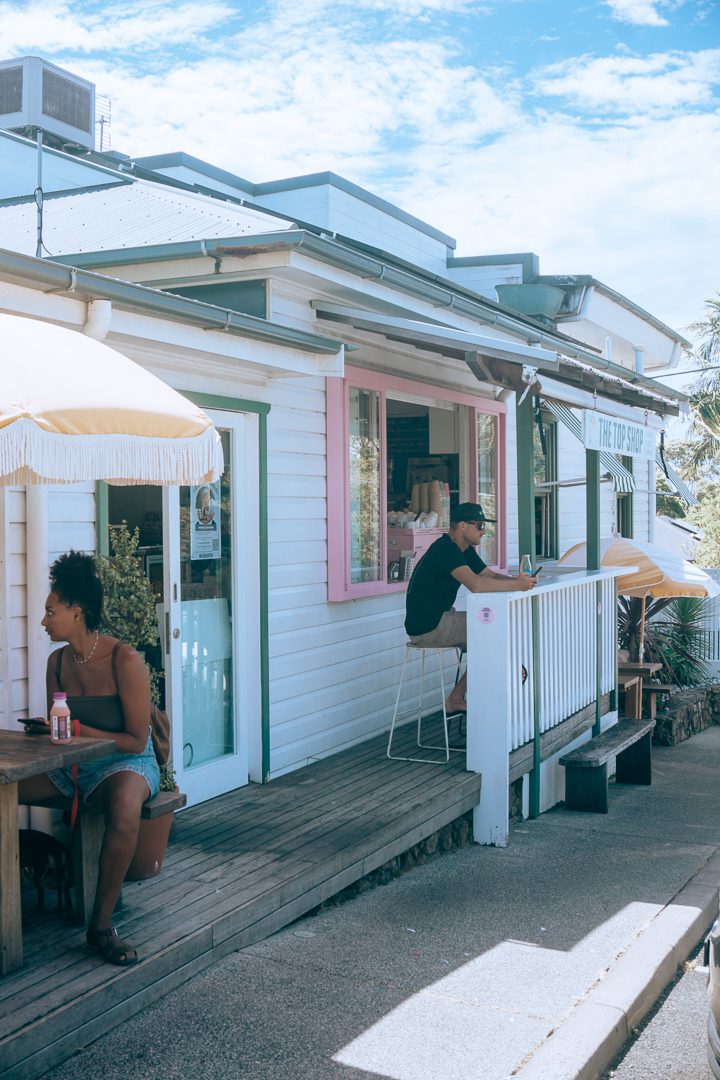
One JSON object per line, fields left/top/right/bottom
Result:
{"left": 162, "top": 410, "right": 261, "bottom": 806}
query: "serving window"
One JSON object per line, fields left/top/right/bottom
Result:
{"left": 328, "top": 368, "right": 505, "bottom": 601}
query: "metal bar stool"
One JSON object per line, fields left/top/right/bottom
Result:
{"left": 387, "top": 643, "right": 466, "bottom": 763}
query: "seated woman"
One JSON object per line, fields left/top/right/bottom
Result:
{"left": 19, "top": 551, "right": 160, "bottom": 966}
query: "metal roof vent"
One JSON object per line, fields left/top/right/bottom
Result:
{"left": 0, "top": 56, "right": 95, "bottom": 150}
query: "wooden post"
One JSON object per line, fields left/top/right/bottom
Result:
{"left": 586, "top": 448, "right": 603, "bottom": 736}
{"left": 0, "top": 785, "right": 22, "bottom": 974}
{"left": 516, "top": 392, "right": 536, "bottom": 568}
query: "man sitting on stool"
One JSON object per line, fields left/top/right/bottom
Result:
{"left": 404, "top": 502, "right": 537, "bottom": 714}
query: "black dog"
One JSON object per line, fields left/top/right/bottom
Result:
{"left": 19, "top": 829, "right": 72, "bottom": 911}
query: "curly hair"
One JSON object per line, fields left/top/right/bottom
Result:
{"left": 49, "top": 551, "right": 104, "bottom": 631}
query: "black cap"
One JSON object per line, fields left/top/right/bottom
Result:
{"left": 450, "top": 501, "right": 496, "bottom": 525}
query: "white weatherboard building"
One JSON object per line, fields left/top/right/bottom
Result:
{"left": 0, "top": 57, "right": 693, "bottom": 831}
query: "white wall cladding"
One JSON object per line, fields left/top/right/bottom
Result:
{"left": 48, "top": 488, "right": 96, "bottom": 563}
{"left": 265, "top": 373, "right": 413, "bottom": 776}
{"left": 0, "top": 488, "right": 27, "bottom": 727}
{"left": 0, "top": 483, "right": 97, "bottom": 731}
{"left": 257, "top": 183, "right": 452, "bottom": 275}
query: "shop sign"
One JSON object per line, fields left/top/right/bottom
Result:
{"left": 582, "top": 410, "right": 656, "bottom": 460}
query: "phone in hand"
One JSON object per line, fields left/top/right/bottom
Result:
{"left": 533, "top": 565, "right": 543, "bottom": 575}
{"left": 17, "top": 717, "right": 48, "bottom": 734}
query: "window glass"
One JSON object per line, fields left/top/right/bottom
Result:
{"left": 386, "top": 398, "right": 459, "bottom": 580}
{"left": 349, "top": 387, "right": 382, "bottom": 583}
{"left": 615, "top": 456, "right": 634, "bottom": 537}
{"left": 477, "top": 413, "right": 498, "bottom": 565}
{"left": 329, "top": 374, "right": 504, "bottom": 599}
{"left": 533, "top": 417, "right": 558, "bottom": 559}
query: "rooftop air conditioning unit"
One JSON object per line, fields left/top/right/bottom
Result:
{"left": 0, "top": 56, "right": 95, "bottom": 150}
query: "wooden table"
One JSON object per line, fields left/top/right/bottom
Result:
{"left": 618, "top": 662, "right": 663, "bottom": 719}
{"left": 0, "top": 730, "right": 114, "bottom": 975}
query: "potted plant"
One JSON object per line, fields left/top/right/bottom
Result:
{"left": 125, "top": 766, "right": 179, "bottom": 881}
{"left": 96, "top": 522, "right": 181, "bottom": 880}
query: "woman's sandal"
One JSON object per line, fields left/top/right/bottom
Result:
{"left": 86, "top": 927, "right": 139, "bottom": 967}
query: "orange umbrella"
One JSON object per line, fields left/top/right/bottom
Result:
{"left": 0, "top": 313, "right": 223, "bottom": 485}
{"left": 558, "top": 535, "right": 720, "bottom": 659}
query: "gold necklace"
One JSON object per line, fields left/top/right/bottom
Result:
{"left": 72, "top": 630, "right": 99, "bottom": 665}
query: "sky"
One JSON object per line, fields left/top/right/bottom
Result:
{"left": 1, "top": 0, "right": 719, "bottom": 377}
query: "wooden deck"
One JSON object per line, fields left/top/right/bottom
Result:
{"left": 0, "top": 720, "right": 480, "bottom": 1080}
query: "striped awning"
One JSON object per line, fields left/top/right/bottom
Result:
{"left": 655, "top": 450, "right": 698, "bottom": 506}
{"left": 543, "top": 401, "right": 636, "bottom": 493}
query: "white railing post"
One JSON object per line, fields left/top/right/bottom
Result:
{"left": 467, "top": 591, "right": 513, "bottom": 846}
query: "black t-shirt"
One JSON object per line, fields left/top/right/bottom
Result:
{"left": 404, "top": 533, "right": 486, "bottom": 636}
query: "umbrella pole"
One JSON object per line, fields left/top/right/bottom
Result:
{"left": 638, "top": 594, "right": 647, "bottom": 662}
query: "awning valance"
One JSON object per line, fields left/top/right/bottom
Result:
{"left": 312, "top": 302, "right": 684, "bottom": 417}
{"left": 543, "top": 401, "right": 635, "bottom": 493}
{"left": 655, "top": 451, "right": 698, "bottom": 506}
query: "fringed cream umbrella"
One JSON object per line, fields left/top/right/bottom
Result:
{"left": 0, "top": 313, "right": 223, "bottom": 485}
{"left": 558, "top": 536, "right": 720, "bottom": 660}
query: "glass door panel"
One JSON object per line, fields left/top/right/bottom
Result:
{"left": 179, "top": 428, "right": 234, "bottom": 770}
{"left": 165, "top": 411, "right": 256, "bottom": 806}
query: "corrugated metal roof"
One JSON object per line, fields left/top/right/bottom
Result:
{"left": 0, "top": 178, "right": 296, "bottom": 257}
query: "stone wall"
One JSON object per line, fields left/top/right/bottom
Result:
{"left": 652, "top": 683, "right": 720, "bottom": 746}
{"left": 311, "top": 812, "right": 474, "bottom": 912}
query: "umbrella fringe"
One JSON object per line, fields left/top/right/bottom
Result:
{"left": 0, "top": 419, "right": 224, "bottom": 486}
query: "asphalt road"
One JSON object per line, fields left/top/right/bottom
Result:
{"left": 604, "top": 946, "right": 713, "bottom": 1080}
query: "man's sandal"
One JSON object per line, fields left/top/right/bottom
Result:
{"left": 87, "top": 927, "right": 139, "bottom": 966}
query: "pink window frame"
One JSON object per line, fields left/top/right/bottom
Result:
{"left": 327, "top": 366, "right": 507, "bottom": 601}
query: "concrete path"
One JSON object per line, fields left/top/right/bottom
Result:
{"left": 44, "top": 726, "right": 720, "bottom": 1080}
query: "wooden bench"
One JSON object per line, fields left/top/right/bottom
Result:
{"left": 559, "top": 718, "right": 655, "bottom": 814}
{"left": 22, "top": 790, "right": 186, "bottom": 923}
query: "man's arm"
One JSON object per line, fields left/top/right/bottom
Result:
{"left": 451, "top": 564, "right": 536, "bottom": 593}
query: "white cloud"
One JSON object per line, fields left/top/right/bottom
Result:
{"left": 397, "top": 109, "right": 720, "bottom": 330}
{"left": 605, "top": 0, "right": 673, "bottom": 26}
{"left": 76, "top": 33, "right": 523, "bottom": 181}
{"left": 533, "top": 49, "right": 720, "bottom": 113}
{"left": 0, "top": 0, "right": 235, "bottom": 54}
{"left": 0, "top": 0, "right": 715, "bottom": 332}
{"left": 268, "top": 0, "right": 479, "bottom": 18}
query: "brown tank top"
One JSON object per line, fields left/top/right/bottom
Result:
{"left": 54, "top": 642, "right": 125, "bottom": 733}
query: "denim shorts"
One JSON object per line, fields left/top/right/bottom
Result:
{"left": 48, "top": 731, "right": 160, "bottom": 804}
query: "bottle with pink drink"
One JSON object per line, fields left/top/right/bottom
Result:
{"left": 49, "top": 692, "right": 72, "bottom": 743}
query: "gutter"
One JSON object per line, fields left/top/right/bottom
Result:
{"left": 0, "top": 247, "right": 344, "bottom": 355}
{"left": 49, "top": 232, "right": 687, "bottom": 408}
{"left": 545, "top": 276, "right": 693, "bottom": 352}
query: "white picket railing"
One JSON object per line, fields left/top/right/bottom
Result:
{"left": 466, "top": 568, "right": 624, "bottom": 846}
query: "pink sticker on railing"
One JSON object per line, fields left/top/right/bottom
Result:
{"left": 478, "top": 606, "right": 495, "bottom": 624}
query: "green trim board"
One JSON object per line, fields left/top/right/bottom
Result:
{"left": 515, "top": 393, "right": 536, "bottom": 567}
{"left": 169, "top": 280, "right": 267, "bottom": 319}
{"left": 529, "top": 594, "right": 541, "bottom": 819}
{"left": 0, "top": 248, "right": 343, "bottom": 356}
{"left": 585, "top": 448, "right": 602, "bottom": 736}
{"left": 95, "top": 483, "right": 109, "bottom": 556}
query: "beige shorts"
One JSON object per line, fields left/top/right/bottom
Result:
{"left": 408, "top": 609, "right": 466, "bottom": 649}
